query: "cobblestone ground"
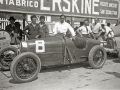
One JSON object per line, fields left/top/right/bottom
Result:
{"left": 0, "top": 57, "right": 120, "bottom": 90}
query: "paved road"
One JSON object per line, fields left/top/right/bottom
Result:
{"left": 0, "top": 57, "right": 120, "bottom": 90}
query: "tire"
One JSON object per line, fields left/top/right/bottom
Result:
{"left": 88, "top": 45, "right": 107, "bottom": 69}
{"left": 10, "top": 52, "right": 41, "bottom": 83}
{"left": 118, "top": 49, "right": 120, "bottom": 62}
{"left": 106, "top": 38, "right": 116, "bottom": 49}
{"left": 0, "top": 46, "right": 17, "bottom": 71}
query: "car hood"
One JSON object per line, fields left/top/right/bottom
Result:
{"left": 21, "top": 36, "right": 64, "bottom": 54}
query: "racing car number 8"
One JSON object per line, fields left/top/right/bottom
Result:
{"left": 35, "top": 40, "right": 45, "bottom": 53}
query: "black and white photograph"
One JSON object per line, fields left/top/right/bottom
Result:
{"left": 0, "top": 0, "right": 120, "bottom": 90}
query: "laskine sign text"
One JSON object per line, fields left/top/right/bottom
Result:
{"left": 0, "top": 0, "right": 118, "bottom": 19}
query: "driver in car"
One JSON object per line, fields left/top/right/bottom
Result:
{"left": 53, "top": 14, "right": 75, "bottom": 40}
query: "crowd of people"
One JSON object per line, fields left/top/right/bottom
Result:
{"left": 76, "top": 18, "right": 115, "bottom": 41}
{"left": 4, "top": 15, "right": 49, "bottom": 45}
{"left": 1, "top": 14, "right": 115, "bottom": 45}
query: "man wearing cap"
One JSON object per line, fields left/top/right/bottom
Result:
{"left": 36, "top": 16, "right": 49, "bottom": 38}
{"left": 5, "top": 16, "right": 20, "bottom": 44}
{"left": 23, "top": 15, "right": 40, "bottom": 40}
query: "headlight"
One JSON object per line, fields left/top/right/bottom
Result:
{"left": 20, "top": 41, "right": 28, "bottom": 53}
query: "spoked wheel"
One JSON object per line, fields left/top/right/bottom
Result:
{"left": 10, "top": 52, "right": 41, "bottom": 83}
{"left": 0, "top": 46, "right": 17, "bottom": 70}
{"left": 88, "top": 45, "right": 107, "bottom": 69}
{"left": 106, "top": 38, "right": 116, "bottom": 49}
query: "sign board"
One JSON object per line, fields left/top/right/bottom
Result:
{"left": 0, "top": 0, "right": 119, "bottom": 19}
{"left": 27, "top": 15, "right": 51, "bottom": 22}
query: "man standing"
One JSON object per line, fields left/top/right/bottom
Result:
{"left": 37, "top": 16, "right": 49, "bottom": 38}
{"left": 5, "top": 16, "right": 20, "bottom": 44}
{"left": 92, "top": 18, "right": 102, "bottom": 40}
{"left": 76, "top": 19, "right": 94, "bottom": 39}
{"left": 105, "top": 23, "right": 114, "bottom": 39}
{"left": 23, "top": 15, "right": 40, "bottom": 40}
{"left": 53, "top": 14, "right": 75, "bottom": 40}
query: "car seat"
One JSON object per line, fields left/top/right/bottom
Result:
{"left": 73, "top": 37, "right": 87, "bottom": 49}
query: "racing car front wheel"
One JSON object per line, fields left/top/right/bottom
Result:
{"left": 88, "top": 45, "right": 107, "bottom": 69}
{"left": 10, "top": 52, "right": 41, "bottom": 83}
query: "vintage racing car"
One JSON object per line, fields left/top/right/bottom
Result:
{"left": 9, "top": 34, "right": 107, "bottom": 83}
{"left": 102, "top": 25, "right": 120, "bottom": 59}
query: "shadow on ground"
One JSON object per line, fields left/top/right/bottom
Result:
{"left": 112, "top": 59, "right": 120, "bottom": 63}
{"left": 106, "top": 72, "right": 120, "bottom": 79}
{"left": 9, "top": 77, "right": 38, "bottom": 84}
{"left": 8, "top": 62, "right": 91, "bottom": 84}
{"left": 41, "top": 61, "right": 91, "bottom": 73}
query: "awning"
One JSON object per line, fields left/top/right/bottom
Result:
{"left": 106, "top": 19, "right": 117, "bottom": 24}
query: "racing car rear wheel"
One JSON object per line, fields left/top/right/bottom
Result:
{"left": 88, "top": 45, "right": 107, "bottom": 69}
{"left": 10, "top": 52, "right": 41, "bottom": 83}
{"left": 0, "top": 46, "right": 17, "bottom": 71}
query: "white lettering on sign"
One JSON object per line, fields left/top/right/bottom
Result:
{"left": 100, "top": 2, "right": 108, "bottom": 7}
{"left": 0, "top": 0, "right": 3, "bottom": 4}
{"left": 9, "top": 0, "right": 15, "bottom": 5}
{"left": 100, "top": 9, "right": 105, "bottom": 14}
{"left": 109, "top": 3, "right": 117, "bottom": 8}
{"left": 35, "top": 40, "right": 45, "bottom": 53}
{"left": 16, "top": 0, "right": 20, "bottom": 6}
{"left": 85, "top": 0, "right": 91, "bottom": 14}
{"left": 81, "top": 0, "right": 84, "bottom": 13}
{"left": 72, "top": 0, "right": 80, "bottom": 13}
{"left": 5, "top": 0, "right": 39, "bottom": 7}
{"left": 41, "top": 0, "right": 50, "bottom": 11}
{"left": 92, "top": 0, "right": 99, "bottom": 15}
{"left": 0, "top": 0, "right": 118, "bottom": 18}
{"left": 34, "top": 1, "right": 38, "bottom": 8}
{"left": 29, "top": 1, "right": 33, "bottom": 7}
{"left": 52, "top": 0, "right": 62, "bottom": 12}
{"left": 106, "top": 10, "right": 117, "bottom": 15}
{"left": 63, "top": 0, "right": 70, "bottom": 12}
{"left": 22, "top": 0, "right": 26, "bottom": 6}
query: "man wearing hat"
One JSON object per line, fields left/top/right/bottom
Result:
{"left": 23, "top": 15, "right": 40, "bottom": 40}
{"left": 5, "top": 16, "right": 20, "bottom": 44}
